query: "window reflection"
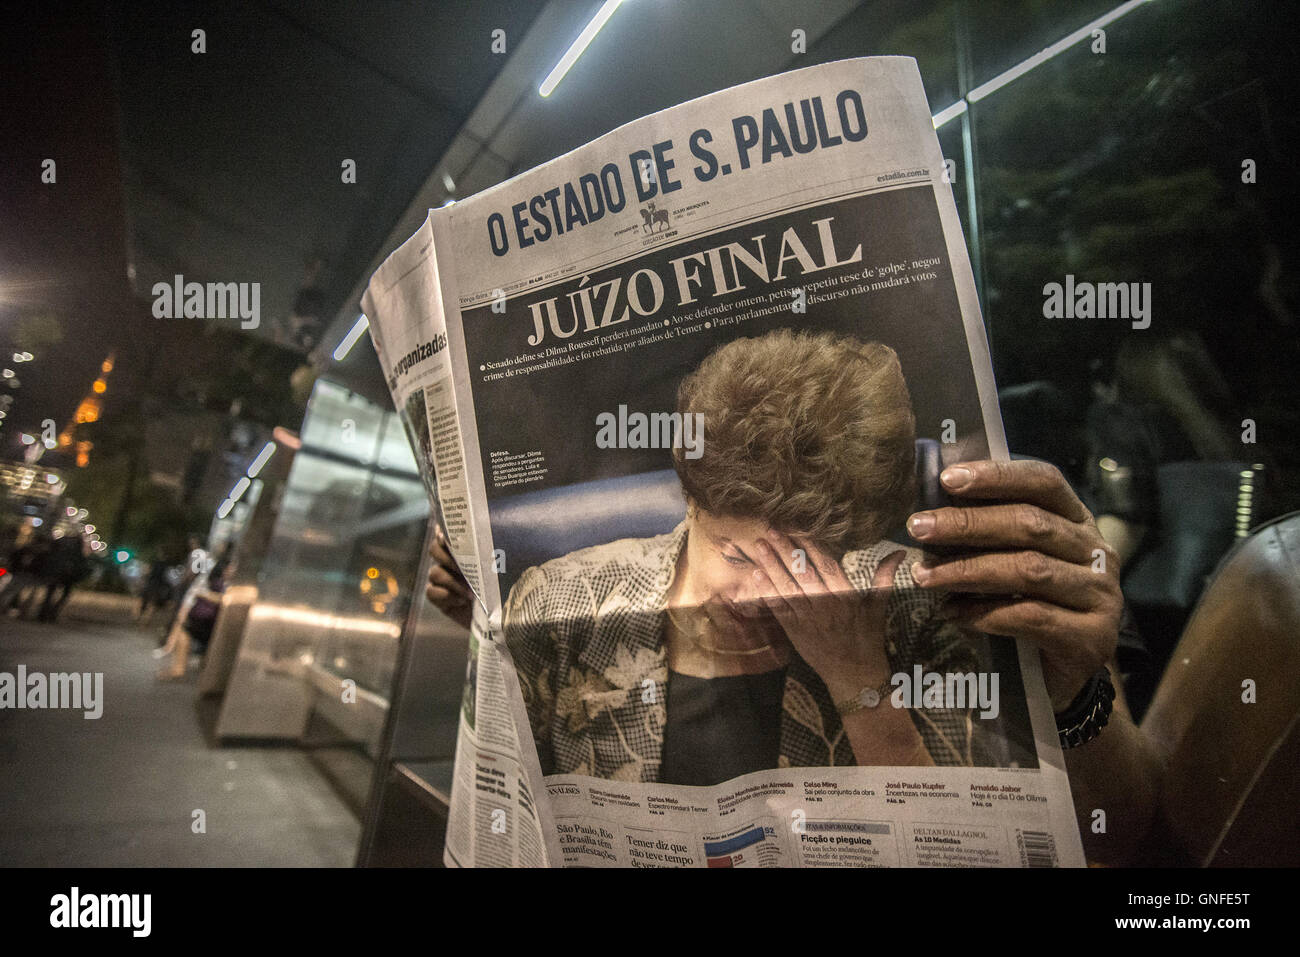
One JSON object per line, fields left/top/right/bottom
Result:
{"left": 220, "top": 378, "right": 432, "bottom": 752}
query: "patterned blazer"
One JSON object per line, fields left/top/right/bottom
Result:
{"left": 503, "top": 520, "right": 995, "bottom": 782}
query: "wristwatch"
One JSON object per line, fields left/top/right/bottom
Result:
{"left": 1055, "top": 666, "right": 1116, "bottom": 749}
{"left": 835, "top": 675, "right": 897, "bottom": 716}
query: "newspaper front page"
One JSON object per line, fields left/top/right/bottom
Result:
{"left": 363, "top": 57, "right": 1086, "bottom": 868}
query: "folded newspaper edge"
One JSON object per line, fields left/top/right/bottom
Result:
{"left": 363, "top": 57, "right": 1086, "bottom": 868}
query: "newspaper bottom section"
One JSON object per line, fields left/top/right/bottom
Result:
{"left": 444, "top": 634, "right": 547, "bottom": 868}
{"left": 444, "top": 626, "right": 1079, "bottom": 868}
{"left": 542, "top": 768, "right": 1070, "bottom": 867}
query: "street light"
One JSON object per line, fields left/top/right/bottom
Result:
{"left": 332, "top": 315, "right": 369, "bottom": 361}
{"left": 228, "top": 476, "right": 251, "bottom": 503}
{"left": 539, "top": 0, "right": 623, "bottom": 97}
{"left": 246, "top": 441, "right": 275, "bottom": 478}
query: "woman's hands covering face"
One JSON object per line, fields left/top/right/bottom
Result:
{"left": 749, "top": 531, "right": 906, "bottom": 700}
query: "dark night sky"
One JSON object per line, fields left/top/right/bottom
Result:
{"left": 0, "top": 2, "right": 135, "bottom": 443}
{"left": 1, "top": 0, "right": 549, "bottom": 450}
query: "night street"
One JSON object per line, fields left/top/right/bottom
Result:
{"left": 0, "top": 603, "right": 357, "bottom": 867}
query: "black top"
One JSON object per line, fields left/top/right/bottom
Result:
{"left": 659, "top": 667, "right": 786, "bottom": 787}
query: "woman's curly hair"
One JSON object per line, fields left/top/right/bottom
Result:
{"left": 672, "top": 329, "right": 916, "bottom": 555}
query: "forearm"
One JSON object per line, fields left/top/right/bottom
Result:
{"left": 826, "top": 669, "right": 936, "bottom": 767}
{"left": 841, "top": 704, "right": 936, "bottom": 767}
{"left": 1061, "top": 668, "right": 1164, "bottom": 866}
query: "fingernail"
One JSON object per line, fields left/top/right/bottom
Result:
{"left": 908, "top": 513, "right": 935, "bottom": 539}
{"left": 910, "top": 560, "right": 931, "bottom": 584}
{"left": 752, "top": 570, "right": 764, "bottom": 581}
{"left": 940, "top": 466, "right": 972, "bottom": 491}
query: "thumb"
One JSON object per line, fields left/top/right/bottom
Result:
{"left": 871, "top": 550, "right": 907, "bottom": 594}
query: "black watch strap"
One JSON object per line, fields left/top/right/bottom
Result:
{"left": 1054, "top": 666, "right": 1115, "bottom": 750}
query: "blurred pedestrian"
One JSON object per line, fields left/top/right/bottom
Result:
{"left": 183, "top": 560, "right": 227, "bottom": 657}
{"left": 156, "top": 535, "right": 208, "bottom": 647}
{"left": 37, "top": 532, "right": 91, "bottom": 622}
{"left": 157, "top": 557, "right": 228, "bottom": 680}
{"left": 136, "top": 552, "right": 175, "bottom": 624}
{"left": 1, "top": 531, "right": 52, "bottom": 619}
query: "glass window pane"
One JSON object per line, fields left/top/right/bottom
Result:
{"left": 300, "top": 379, "right": 384, "bottom": 464}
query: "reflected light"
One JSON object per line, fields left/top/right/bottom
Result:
{"left": 332, "top": 315, "right": 369, "bottom": 362}
{"left": 966, "top": 1, "right": 1151, "bottom": 103}
{"left": 359, "top": 566, "right": 399, "bottom": 615}
{"left": 931, "top": 100, "right": 967, "bottom": 128}
{"left": 540, "top": 0, "right": 623, "bottom": 97}
{"left": 272, "top": 426, "right": 302, "bottom": 450}
{"left": 249, "top": 604, "right": 401, "bottom": 638}
{"left": 247, "top": 441, "right": 276, "bottom": 478}
{"left": 933, "top": 0, "right": 1152, "bottom": 128}
{"left": 228, "top": 476, "right": 251, "bottom": 503}
{"left": 224, "top": 585, "right": 257, "bottom": 603}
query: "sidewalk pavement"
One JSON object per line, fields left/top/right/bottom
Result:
{"left": 0, "top": 613, "right": 360, "bottom": 866}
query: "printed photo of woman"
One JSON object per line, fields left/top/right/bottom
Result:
{"left": 497, "top": 328, "right": 998, "bottom": 784}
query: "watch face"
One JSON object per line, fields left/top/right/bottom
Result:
{"left": 863, "top": 689, "right": 880, "bottom": 708}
